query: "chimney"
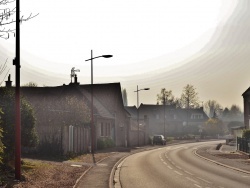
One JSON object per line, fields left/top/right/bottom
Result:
{"left": 5, "top": 74, "right": 12, "bottom": 87}
{"left": 74, "top": 74, "right": 79, "bottom": 85}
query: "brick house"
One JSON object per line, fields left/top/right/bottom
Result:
{"left": 1, "top": 75, "right": 129, "bottom": 154}
{"left": 242, "top": 87, "right": 250, "bottom": 129}
{"left": 134, "top": 104, "right": 209, "bottom": 138}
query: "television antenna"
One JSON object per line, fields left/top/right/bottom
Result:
{"left": 70, "top": 67, "right": 80, "bottom": 83}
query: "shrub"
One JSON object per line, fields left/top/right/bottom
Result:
{"left": 97, "top": 139, "right": 106, "bottom": 150}
{"left": 166, "top": 137, "right": 174, "bottom": 142}
{"left": 242, "top": 129, "right": 250, "bottom": 139}
{"left": 97, "top": 137, "right": 115, "bottom": 150}
{"left": 0, "top": 89, "right": 38, "bottom": 163}
{"left": 0, "top": 127, "right": 4, "bottom": 164}
{"left": 37, "top": 133, "right": 62, "bottom": 157}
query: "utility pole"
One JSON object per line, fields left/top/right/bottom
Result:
{"left": 13, "top": 0, "right": 21, "bottom": 180}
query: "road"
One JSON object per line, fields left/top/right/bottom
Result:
{"left": 119, "top": 141, "right": 250, "bottom": 188}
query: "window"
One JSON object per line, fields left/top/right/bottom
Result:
{"left": 191, "top": 114, "right": 203, "bottom": 119}
{"left": 101, "top": 122, "right": 111, "bottom": 137}
{"left": 107, "top": 123, "right": 110, "bottom": 136}
{"left": 101, "top": 123, "right": 104, "bottom": 136}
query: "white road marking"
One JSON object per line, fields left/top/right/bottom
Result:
{"left": 167, "top": 166, "right": 173, "bottom": 170}
{"left": 174, "top": 170, "right": 183, "bottom": 176}
{"left": 194, "top": 184, "right": 202, "bottom": 188}
{"left": 197, "top": 177, "right": 211, "bottom": 184}
{"left": 242, "top": 175, "right": 250, "bottom": 178}
{"left": 185, "top": 177, "right": 198, "bottom": 184}
{"left": 172, "top": 146, "right": 183, "bottom": 150}
{"left": 176, "top": 166, "right": 182, "bottom": 170}
{"left": 163, "top": 162, "right": 167, "bottom": 165}
{"left": 184, "top": 170, "right": 194, "bottom": 176}
{"left": 70, "top": 164, "right": 82, "bottom": 167}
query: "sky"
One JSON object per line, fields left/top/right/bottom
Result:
{"left": 1, "top": 0, "right": 249, "bottom": 110}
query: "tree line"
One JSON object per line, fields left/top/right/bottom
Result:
{"left": 156, "top": 84, "right": 243, "bottom": 137}
{"left": 156, "top": 84, "right": 243, "bottom": 118}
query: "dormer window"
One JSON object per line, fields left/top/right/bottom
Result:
{"left": 191, "top": 113, "right": 203, "bottom": 119}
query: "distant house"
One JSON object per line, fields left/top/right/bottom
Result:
{"left": 125, "top": 106, "right": 149, "bottom": 146}
{"left": 1, "top": 74, "right": 129, "bottom": 154}
{"left": 242, "top": 87, "right": 250, "bottom": 129}
{"left": 136, "top": 104, "right": 209, "bottom": 137}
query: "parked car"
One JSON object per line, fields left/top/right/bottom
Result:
{"left": 153, "top": 135, "right": 166, "bottom": 145}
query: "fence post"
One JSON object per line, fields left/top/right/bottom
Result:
{"left": 240, "top": 137, "right": 243, "bottom": 151}
{"left": 237, "top": 137, "right": 239, "bottom": 150}
{"left": 244, "top": 138, "right": 247, "bottom": 153}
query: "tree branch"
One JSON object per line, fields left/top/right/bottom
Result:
{"left": 0, "top": 1, "right": 39, "bottom": 39}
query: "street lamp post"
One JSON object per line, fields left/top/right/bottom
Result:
{"left": 85, "top": 50, "right": 112, "bottom": 161}
{"left": 164, "top": 95, "right": 166, "bottom": 139}
{"left": 134, "top": 85, "right": 149, "bottom": 147}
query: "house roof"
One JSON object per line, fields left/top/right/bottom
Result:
{"left": 138, "top": 104, "right": 209, "bottom": 122}
{"left": 80, "top": 88, "right": 114, "bottom": 119}
{"left": 124, "top": 106, "right": 137, "bottom": 117}
{"left": 2, "top": 82, "right": 123, "bottom": 120}
{"left": 242, "top": 86, "right": 250, "bottom": 97}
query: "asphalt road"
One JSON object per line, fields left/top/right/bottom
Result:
{"left": 119, "top": 141, "right": 250, "bottom": 188}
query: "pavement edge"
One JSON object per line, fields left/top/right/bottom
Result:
{"left": 194, "top": 148, "right": 250, "bottom": 175}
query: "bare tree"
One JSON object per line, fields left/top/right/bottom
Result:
{"left": 204, "top": 100, "right": 222, "bottom": 118}
{"left": 121, "top": 88, "right": 128, "bottom": 106}
{"left": 229, "top": 104, "right": 243, "bottom": 118}
{"left": 0, "top": 58, "right": 10, "bottom": 86}
{"left": 22, "top": 81, "right": 38, "bottom": 87}
{"left": 180, "top": 84, "right": 199, "bottom": 109}
{"left": 156, "top": 88, "right": 175, "bottom": 105}
{"left": 0, "top": 0, "right": 38, "bottom": 39}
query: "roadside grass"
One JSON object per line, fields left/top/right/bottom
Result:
{"left": 0, "top": 159, "right": 54, "bottom": 187}
{"left": 1, "top": 151, "right": 115, "bottom": 187}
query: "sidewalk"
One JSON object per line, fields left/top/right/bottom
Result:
{"left": 196, "top": 143, "right": 250, "bottom": 173}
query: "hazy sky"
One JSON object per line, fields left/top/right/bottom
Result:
{"left": 4, "top": 0, "right": 229, "bottom": 68}
{"left": 1, "top": 0, "right": 248, "bottom": 109}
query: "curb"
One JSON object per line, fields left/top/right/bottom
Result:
{"left": 109, "top": 154, "right": 129, "bottom": 188}
{"left": 194, "top": 148, "right": 250, "bottom": 175}
{"left": 109, "top": 146, "right": 170, "bottom": 188}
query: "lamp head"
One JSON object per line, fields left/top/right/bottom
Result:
{"left": 102, "top": 55, "right": 113, "bottom": 58}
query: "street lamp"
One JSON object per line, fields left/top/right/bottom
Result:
{"left": 85, "top": 50, "right": 112, "bottom": 161}
{"left": 134, "top": 85, "right": 150, "bottom": 147}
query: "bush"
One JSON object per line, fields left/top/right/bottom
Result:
{"left": 0, "top": 89, "right": 38, "bottom": 163}
{"left": 0, "top": 127, "right": 4, "bottom": 164}
{"left": 242, "top": 129, "right": 250, "bottom": 139}
{"left": 97, "top": 137, "right": 114, "bottom": 150}
{"left": 166, "top": 137, "right": 174, "bottom": 142}
{"left": 37, "top": 134, "right": 62, "bottom": 157}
